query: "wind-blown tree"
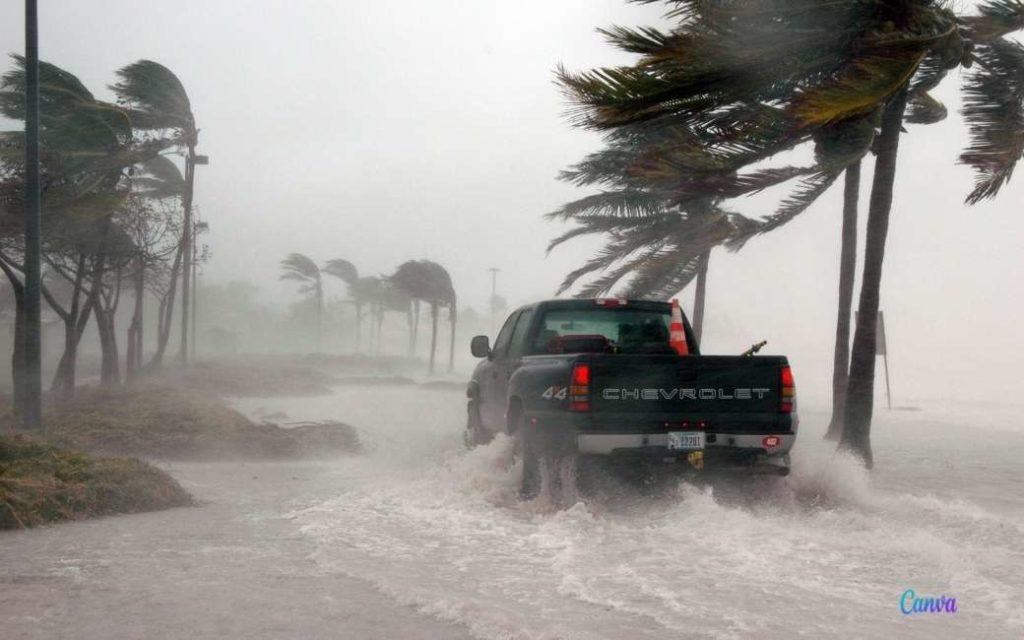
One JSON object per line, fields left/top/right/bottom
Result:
{"left": 133, "top": 155, "right": 186, "bottom": 370}
{"left": 391, "top": 260, "right": 456, "bottom": 374}
{"left": 556, "top": 0, "right": 1024, "bottom": 466}
{"left": 548, "top": 126, "right": 762, "bottom": 342}
{"left": 120, "top": 192, "right": 177, "bottom": 379}
{"left": 322, "top": 258, "right": 363, "bottom": 348}
{"left": 280, "top": 253, "right": 323, "bottom": 345}
{"left": 112, "top": 60, "right": 199, "bottom": 364}
{"left": 0, "top": 57, "right": 161, "bottom": 405}
{"left": 367, "top": 277, "right": 413, "bottom": 356}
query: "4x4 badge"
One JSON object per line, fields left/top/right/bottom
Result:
{"left": 541, "top": 386, "right": 568, "bottom": 400}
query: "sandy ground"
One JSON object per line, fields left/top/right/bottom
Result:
{"left": 0, "top": 459, "right": 474, "bottom": 640}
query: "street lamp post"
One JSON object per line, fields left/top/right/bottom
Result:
{"left": 22, "top": 0, "right": 42, "bottom": 432}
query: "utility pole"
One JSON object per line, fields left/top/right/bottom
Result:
{"left": 488, "top": 267, "right": 500, "bottom": 334}
{"left": 191, "top": 219, "right": 208, "bottom": 360}
{"left": 177, "top": 152, "right": 207, "bottom": 363}
{"left": 22, "top": 0, "right": 43, "bottom": 432}
{"left": 190, "top": 216, "right": 198, "bottom": 360}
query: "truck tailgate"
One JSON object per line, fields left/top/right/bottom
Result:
{"left": 586, "top": 355, "right": 790, "bottom": 433}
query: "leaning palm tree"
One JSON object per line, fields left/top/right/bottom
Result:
{"left": 322, "top": 258, "right": 362, "bottom": 349}
{"left": 112, "top": 60, "right": 199, "bottom": 363}
{"left": 391, "top": 260, "right": 456, "bottom": 374}
{"left": 557, "top": 0, "right": 1024, "bottom": 466}
{"left": 0, "top": 57, "right": 153, "bottom": 406}
{"left": 280, "top": 253, "right": 323, "bottom": 346}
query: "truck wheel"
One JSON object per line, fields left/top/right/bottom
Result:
{"left": 464, "top": 404, "right": 490, "bottom": 449}
{"left": 516, "top": 416, "right": 541, "bottom": 499}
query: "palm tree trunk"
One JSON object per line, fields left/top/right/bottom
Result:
{"left": 448, "top": 305, "right": 457, "bottom": 373}
{"left": 354, "top": 302, "right": 362, "bottom": 352}
{"left": 428, "top": 301, "right": 439, "bottom": 374}
{"left": 840, "top": 90, "right": 909, "bottom": 468}
{"left": 692, "top": 249, "right": 711, "bottom": 345}
{"left": 407, "top": 307, "right": 414, "bottom": 356}
{"left": 315, "top": 281, "right": 323, "bottom": 351}
{"left": 412, "top": 300, "right": 421, "bottom": 356}
{"left": 375, "top": 305, "right": 384, "bottom": 356}
{"left": 825, "top": 161, "right": 861, "bottom": 441}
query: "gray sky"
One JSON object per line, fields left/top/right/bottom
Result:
{"left": 1, "top": 1, "right": 1021, "bottom": 402}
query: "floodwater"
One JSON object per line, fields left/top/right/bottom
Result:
{"left": 3, "top": 384, "right": 1023, "bottom": 639}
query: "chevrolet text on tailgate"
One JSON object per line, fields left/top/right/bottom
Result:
{"left": 465, "top": 299, "right": 797, "bottom": 498}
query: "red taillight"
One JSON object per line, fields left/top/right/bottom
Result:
{"left": 569, "top": 363, "right": 590, "bottom": 412}
{"left": 594, "top": 298, "right": 628, "bottom": 307}
{"left": 780, "top": 365, "right": 796, "bottom": 414}
{"left": 781, "top": 366, "right": 794, "bottom": 388}
{"left": 762, "top": 435, "right": 781, "bottom": 448}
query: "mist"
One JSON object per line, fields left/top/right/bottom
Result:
{"left": 1, "top": 2, "right": 1022, "bottom": 639}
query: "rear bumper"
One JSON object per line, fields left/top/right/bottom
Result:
{"left": 576, "top": 432, "right": 795, "bottom": 456}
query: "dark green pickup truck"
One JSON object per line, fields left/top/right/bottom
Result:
{"left": 466, "top": 299, "right": 797, "bottom": 496}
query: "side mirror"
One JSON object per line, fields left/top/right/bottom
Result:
{"left": 470, "top": 335, "right": 491, "bottom": 358}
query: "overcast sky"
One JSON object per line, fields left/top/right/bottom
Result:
{"left": 1, "top": 1, "right": 1021, "bottom": 402}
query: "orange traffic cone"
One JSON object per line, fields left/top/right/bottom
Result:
{"left": 669, "top": 299, "right": 689, "bottom": 355}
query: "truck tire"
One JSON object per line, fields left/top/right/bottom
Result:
{"left": 516, "top": 415, "right": 541, "bottom": 499}
{"left": 464, "top": 404, "right": 489, "bottom": 449}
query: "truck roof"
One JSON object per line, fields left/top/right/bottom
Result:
{"left": 521, "top": 299, "right": 674, "bottom": 312}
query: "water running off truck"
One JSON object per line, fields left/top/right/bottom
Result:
{"left": 465, "top": 299, "right": 797, "bottom": 497}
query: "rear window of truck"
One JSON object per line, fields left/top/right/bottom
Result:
{"left": 531, "top": 308, "right": 676, "bottom": 355}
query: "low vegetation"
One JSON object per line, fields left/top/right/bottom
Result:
{"left": 154, "top": 360, "right": 339, "bottom": 397}
{"left": 0, "top": 435, "right": 192, "bottom": 530}
{"left": 6, "top": 385, "right": 361, "bottom": 461}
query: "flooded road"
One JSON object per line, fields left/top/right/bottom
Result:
{"left": 3, "top": 384, "right": 1023, "bottom": 639}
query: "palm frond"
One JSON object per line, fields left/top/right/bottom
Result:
{"left": 618, "top": 249, "right": 704, "bottom": 299}
{"left": 959, "top": 38, "right": 1024, "bottom": 203}
{"left": 728, "top": 169, "right": 843, "bottom": 250}
{"left": 134, "top": 155, "right": 185, "bottom": 199}
{"left": 788, "top": 52, "right": 925, "bottom": 127}
{"left": 322, "top": 258, "right": 359, "bottom": 285}
{"left": 962, "top": 0, "right": 1024, "bottom": 44}
{"left": 280, "top": 253, "right": 320, "bottom": 282}
{"left": 111, "top": 60, "right": 195, "bottom": 136}
{"left": 905, "top": 91, "right": 948, "bottom": 125}
{"left": 547, "top": 189, "right": 669, "bottom": 221}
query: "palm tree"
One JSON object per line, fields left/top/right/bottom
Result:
{"left": 0, "top": 57, "right": 155, "bottom": 405}
{"left": 549, "top": 127, "right": 767, "bottom": 341}
{"left": 840, "top": 5, "right": 1024, "bottom": 465}
{"left": 112, "top": 60, "right": 199, "bottom": 363}
{"left": 322, "top": 258, "right": 361, "bottom": 348}
{"left": 280, "top": 253, "right": 323, "bottom": 346}
{"left": 556, "top": 0, "right": 1024, "bottom": 465}
{"left": 391, "top": 260, "right": 456, "bottom": 374}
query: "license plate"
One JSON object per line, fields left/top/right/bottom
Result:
{"left": 667, "top": 431, "right": 705, "bottom": 451}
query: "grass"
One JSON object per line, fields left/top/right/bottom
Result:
{"left": 0, "top": 435, "right": 192, "bottom": 530}
{"left": 0, "top": 385, "right": 360, "bottom": 461}
{"left": 155, "top": 359, "right": 338, "bottom": 396}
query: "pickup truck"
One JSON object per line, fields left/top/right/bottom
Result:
{"left": 465, "top": 299, "right": 797, "bottom": 497}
